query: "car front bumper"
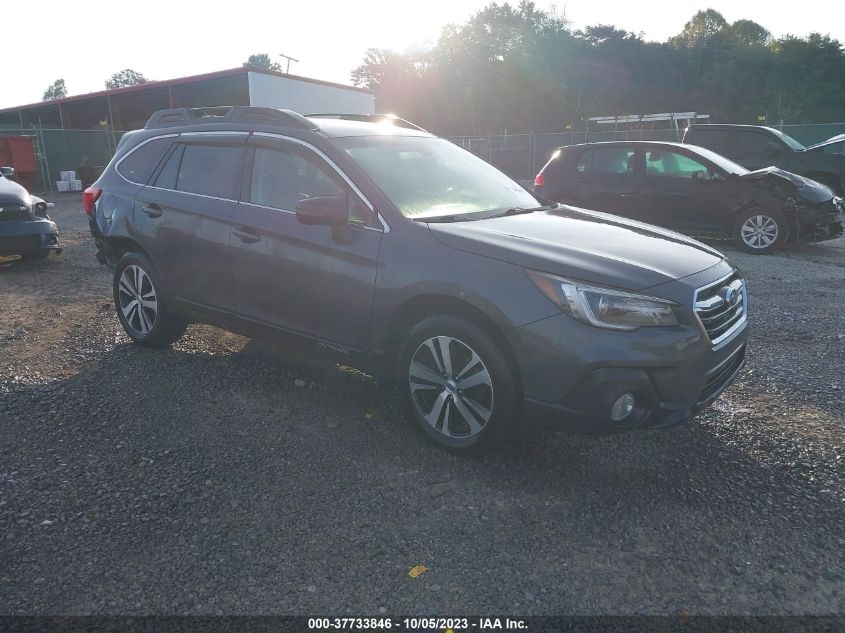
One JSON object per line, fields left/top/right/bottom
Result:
{"left": 509, "top": 312, "right": 749, "bottom": 435}
{"left": 795, "top": 205, "right": 844, "bottom": 243}
{"left": 0, "top": 219, "right": 61, "bottom": 256}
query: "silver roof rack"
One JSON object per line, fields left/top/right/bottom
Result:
{"left": 144, "top": 106, "right": 318, "bottom": 131}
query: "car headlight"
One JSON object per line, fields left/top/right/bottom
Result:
{"left": 834, "top": 196, "right": 845, "bottom": 212}
{"left": 527, "top": 270, "right": 678, "bottom": 330}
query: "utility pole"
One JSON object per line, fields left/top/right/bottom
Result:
{"left": 278, "top": 53, "right": 299, "bottom": 74}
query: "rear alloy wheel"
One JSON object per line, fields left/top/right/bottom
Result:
{"left": 118, "top": 265, "right": 158, "bottom": 337}
{"left": 113, "top": 252, "right": 186, "bottom": 347}
{"left": 400, "top": 315, "right": 519, "bottom": 455}
{"left": 733, "top": 208, "right": 788, "bottom": 254}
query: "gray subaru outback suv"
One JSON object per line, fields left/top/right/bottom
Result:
{"left": 86, "top": 107, "right": 748, "bottom": 454}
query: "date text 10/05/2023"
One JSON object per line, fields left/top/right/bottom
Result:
{"left": 307, "top": 617, "right": 528, "bottom": 630}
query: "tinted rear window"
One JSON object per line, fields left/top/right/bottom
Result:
{"left": 116, "top": 138, "right": 173, "bottom": 184}
{"left": 176, "top": 143, "right": 245, "bottom": 199}
{"left": 735, "top": 131, "right": 776, "bottom": 154}
{"left": 687, "top": 128, "right": 736, "bottom": 155}
{"left": 577, "top": 147, "right": 636, "bottom": 174}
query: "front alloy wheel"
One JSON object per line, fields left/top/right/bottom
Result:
{"left": 740, "top": 214, "right": 779, "bottom": 250}
{"left": 400, "top": 315, "right": 519, "bottom": 455}
{"left": 409, "top": 336, "right": 494, "bottom": 439}
{"left": 734, "top": 208, "right": 788, "bottom": 254}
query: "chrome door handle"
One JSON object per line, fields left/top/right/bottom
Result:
{"left": 141, "top": 204, "right": 162, "bottom": 218}
{"left": 233, "top": 227, "right": 260, "bottom": 244}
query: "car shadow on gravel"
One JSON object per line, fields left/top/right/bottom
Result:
{"left": 3, "top": 331, "right": 844, "bottom": 614}
{"left": 4, "top": 335, "right": 841, "bottom": 517}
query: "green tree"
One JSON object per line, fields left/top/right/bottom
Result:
{"left": 729, "top": 19, "right": 770, "bottom": 46}
{"left": 243, "top": 54, "right": 282, "bottom": 72}
{"left": 105, "top": 69, "right": 148, "bottom": 90}
{"left": 42, "top": 79, "right": 67, "bottom": 101}
{"left": 350, "top": 3, "right": 845, "bottom": 135}
{"left": 671, "top": 9, "right": 729, "bottom": 48}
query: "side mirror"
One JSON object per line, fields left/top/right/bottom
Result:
{"left": 765, "top": 142, "right": 782, "bottom": 156}
{"left": 295, "top": 195, "right": 349, "bottom": 226}
{"left": 0, "top": 166, "right": 15, "bottom": 179}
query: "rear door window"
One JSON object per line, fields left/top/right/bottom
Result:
{"left": 152, "top": 144, "right": 184, "bottom": 190}
{"left": 735, "top": 131, "right": 777, "bottom": 154}
{"left": 176, "top": 143, "right": 246, "bottom": 200}
{"left": 577, "top": 147, "right": 637, "bottom": 174}
{"left": 689, "top": 129, "right": 735, "bottom": 156}
{"left": 117, "top": 138, "right": 173, "bottom": 184}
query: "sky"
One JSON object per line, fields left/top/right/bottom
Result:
{"left": 3, "top": 0, "right": 844, "bottom": 109}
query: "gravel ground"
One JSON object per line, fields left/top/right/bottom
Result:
{"left": 0, "top": 196, "right": 843, "bottom": 616}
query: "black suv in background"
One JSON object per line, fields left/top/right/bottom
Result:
{"left": 86, "top": 106, "right": 748, "bottom": 454}
{"left": 534, "top": 141, "right": 844, "bottom": 253}
{"left": 684, "top": 124, "right": 845, "bottom": 195}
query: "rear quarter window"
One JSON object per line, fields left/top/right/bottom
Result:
{"left": 116, "top": 138, "right": 174, "bottom": 184}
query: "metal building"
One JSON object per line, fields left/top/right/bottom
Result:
{"left": 0, "top": 66, "right": 375, "bottom": 131}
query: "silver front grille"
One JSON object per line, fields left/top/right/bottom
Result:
{"left": 694, "top": 271, "right": 748, "bottom": 347}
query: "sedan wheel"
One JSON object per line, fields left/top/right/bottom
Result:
{"left": 740, "top": 214, "right": 779, "bottom": 250}
{"left": 409, "top": 335, "right": 494, "bottom": 439}
{"left": 733, "top": 208, "right": 788, "bottom": 254}
{"left": 118, "top": 264, "right": 158, "bottom": 336}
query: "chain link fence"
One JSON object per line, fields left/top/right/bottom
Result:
{"left": 2, "top": 122, "right": 844, "bottom": 193}
{"left": 0, "top": 128, "right": 127, "bottom": 192}
{"left": 450, "top": 123, "right": 845, "bottom": 183}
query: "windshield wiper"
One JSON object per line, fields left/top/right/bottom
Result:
{"left": 415, "top": 213, "right": 478, "bottom": 223}
{"left": 485, "top": 204, "right": 557, "bottom": 219}
{"left": 415, "top": 204, "right": 558, "bottom": 223}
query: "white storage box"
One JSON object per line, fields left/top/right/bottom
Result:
{"left": 56, "top": 180, "right": 71, "bottom": 192}
{"left": 69, "top": 180, "right": 82, "bottom": 191}
{"left": 60, "top": 170, "right": 77, "bottom": 181}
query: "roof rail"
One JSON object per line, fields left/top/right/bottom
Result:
{"left": 306, "top": 113, "right": 428, "bottom": 132}
{"left": 144, "top": 106, "right": 318, "bottom": 131}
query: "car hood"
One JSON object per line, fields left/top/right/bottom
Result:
{"left": 0, "top": 176, "right": 29, "bottom": 205}
{"left": 805, "top": 134, "right": 845, "bottom": 151}
{"left": 738, "top": 167, "right": 834, "bottom": 203}
{"left": 427, "top": 206, "right": 725, "bottom": 291}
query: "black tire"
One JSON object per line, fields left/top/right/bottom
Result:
{"left": 113, "top": 252, "right": 186, "bottom": 348}
{"left": 398, "top": 314, "right": 520, "bottom": 456}
{"left": 20, "top": 250, "right": 50, "bottom": 260}
{"left": 732, "top": 207, "right": 789, "bottom": 254}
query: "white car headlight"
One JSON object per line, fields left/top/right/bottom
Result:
{"left": 527, "top": 270, "right": 678, "bottom": 330}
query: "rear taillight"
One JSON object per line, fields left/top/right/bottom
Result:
{"left": 534, "top": 173, "right": 545, "bottom": 188}
{"left": 83, "top": 186, "right": 102, "bottom": 216}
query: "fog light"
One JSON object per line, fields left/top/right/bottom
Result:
{"left": 610, "top": 393, "right": 636, "bottom": 422}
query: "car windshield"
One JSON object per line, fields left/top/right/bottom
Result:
{"left": 769, "top": 128, "right": 806, "bottom": 151}
{"left": 687, "top": 146, "right": 750, "bottom": 175}
{"left": 336, "top": 135, "right": 541, "bottom": 220}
